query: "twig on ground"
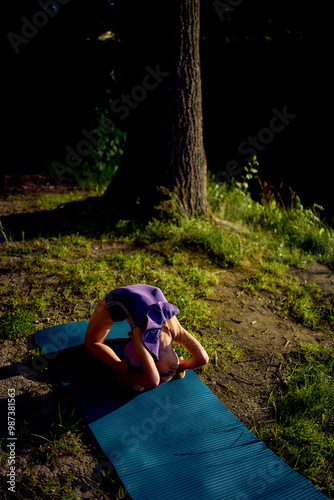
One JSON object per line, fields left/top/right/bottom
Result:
{"left": 228, "top": 372, "right": 265, "bottom": 386}
{"left": 265, "top": 353, "right": 275, "bottom": 377}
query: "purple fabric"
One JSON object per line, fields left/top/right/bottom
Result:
{"left": 105, "top": 285, "right": 179, "bottom": 362}
{"left": 142, "top": 301, "right": 180, "bottom": 360}
{"left": 105, "top": 285, "right": 167, "bottom": 328}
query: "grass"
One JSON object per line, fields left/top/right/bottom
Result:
{"left": 1, "top": 310, "right": 38, "bottom": 339}
{"left": 1, "top": 189, "right": 91, "bottom": 216}
{"left": 254, "top": 343, "right": 334, "bottom": 493}
{"left": 14, "top": 427, "right": 93, "bottom": 500}
{"left": 142, "top": 216, "right": 243, "bottom": 267}
{"left": 1, "top": 161, "right": 334, "bottom": 498}
{"left": 0, "top": 236, "right": 219, "bottom": 339}
{"left": 208, "top": 166, "right": 334, "bottom": 270}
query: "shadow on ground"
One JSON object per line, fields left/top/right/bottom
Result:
{"left": 0, "top": 195, "right": 119, "bottom": 242}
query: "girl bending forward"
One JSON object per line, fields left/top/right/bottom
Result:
{"left": 84, "top": 284, "right": 209, "bottom": 390}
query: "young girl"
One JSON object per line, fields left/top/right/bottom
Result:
{"left": 84, "top": 284, "right": 209, "bottom": 390}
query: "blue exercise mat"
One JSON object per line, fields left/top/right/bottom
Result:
{"left": 34, "top": 322, "right": 327, "bottom": 500}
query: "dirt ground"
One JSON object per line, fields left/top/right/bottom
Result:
{"left": 200, "top": 265, "right": 333, "bottom": 426}
{"left": 1, "top": 176, "right": 333, "bottom": 498}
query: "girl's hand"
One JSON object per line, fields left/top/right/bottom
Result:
{"left": 116, "top": 358, "right": 133, "bottom": 387}
{"left": 118, "top": 369, "right": 135, "bottom": 388}
{"left": 114, "top": 357, "right": 130, "bottom": 376}
{"left": 177, "top": 356, "right": 186, "bottom": 372}
{"left": 174, "top": 356, "right": 186, "bottom": 379}
{"left": 121, "top": 358, "right": 130, "bottom": 373}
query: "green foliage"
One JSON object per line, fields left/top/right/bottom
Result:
{"left": 72, "top": 112, "right": 127, "bottom": 193}
{"left": 234, "top": 156, "right": 260, "bottom": 193}
{"left": 208, "top": 162, "right": 334, "bottom": 269}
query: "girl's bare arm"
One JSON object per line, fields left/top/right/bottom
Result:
{"left": 131, "top": 327, "right": 161, "bottom": 388}
{"left": 118, "top": 327, "right": 161, "bottom": 389}
{"left": 84, "top": 299, "right": 126, "bottom": 373}
{"left": 169, "top": 317, "right": 209, "bottom": 370}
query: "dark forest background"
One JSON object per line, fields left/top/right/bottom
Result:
{"left": 3, "top": 1, "right": 333, "bottom": 221}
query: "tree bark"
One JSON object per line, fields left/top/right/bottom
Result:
{"left": 103, "top": 0, "right": 207, "bottom": 218}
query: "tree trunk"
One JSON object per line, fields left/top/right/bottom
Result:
{"left": 103, "top": 0, "right": 207, "bottom": 218}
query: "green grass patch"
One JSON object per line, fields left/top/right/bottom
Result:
{"left": 254, "top": 343, "right": 334, "bottom": 497}
{"left": 0, "top": 310, "right": 38, "bottom": 339}
{"left": 138, "top": 217, "right": 243, "bottom": 267}
{"left": 0, "top": 232, "right": 219, "bottom": 344}
{"left": 208, "top": 171, "right": 334, "bottom": 270}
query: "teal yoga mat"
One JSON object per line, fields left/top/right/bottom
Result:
{"left": 34, "top": 321, "right": 327, "bottom": 500}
